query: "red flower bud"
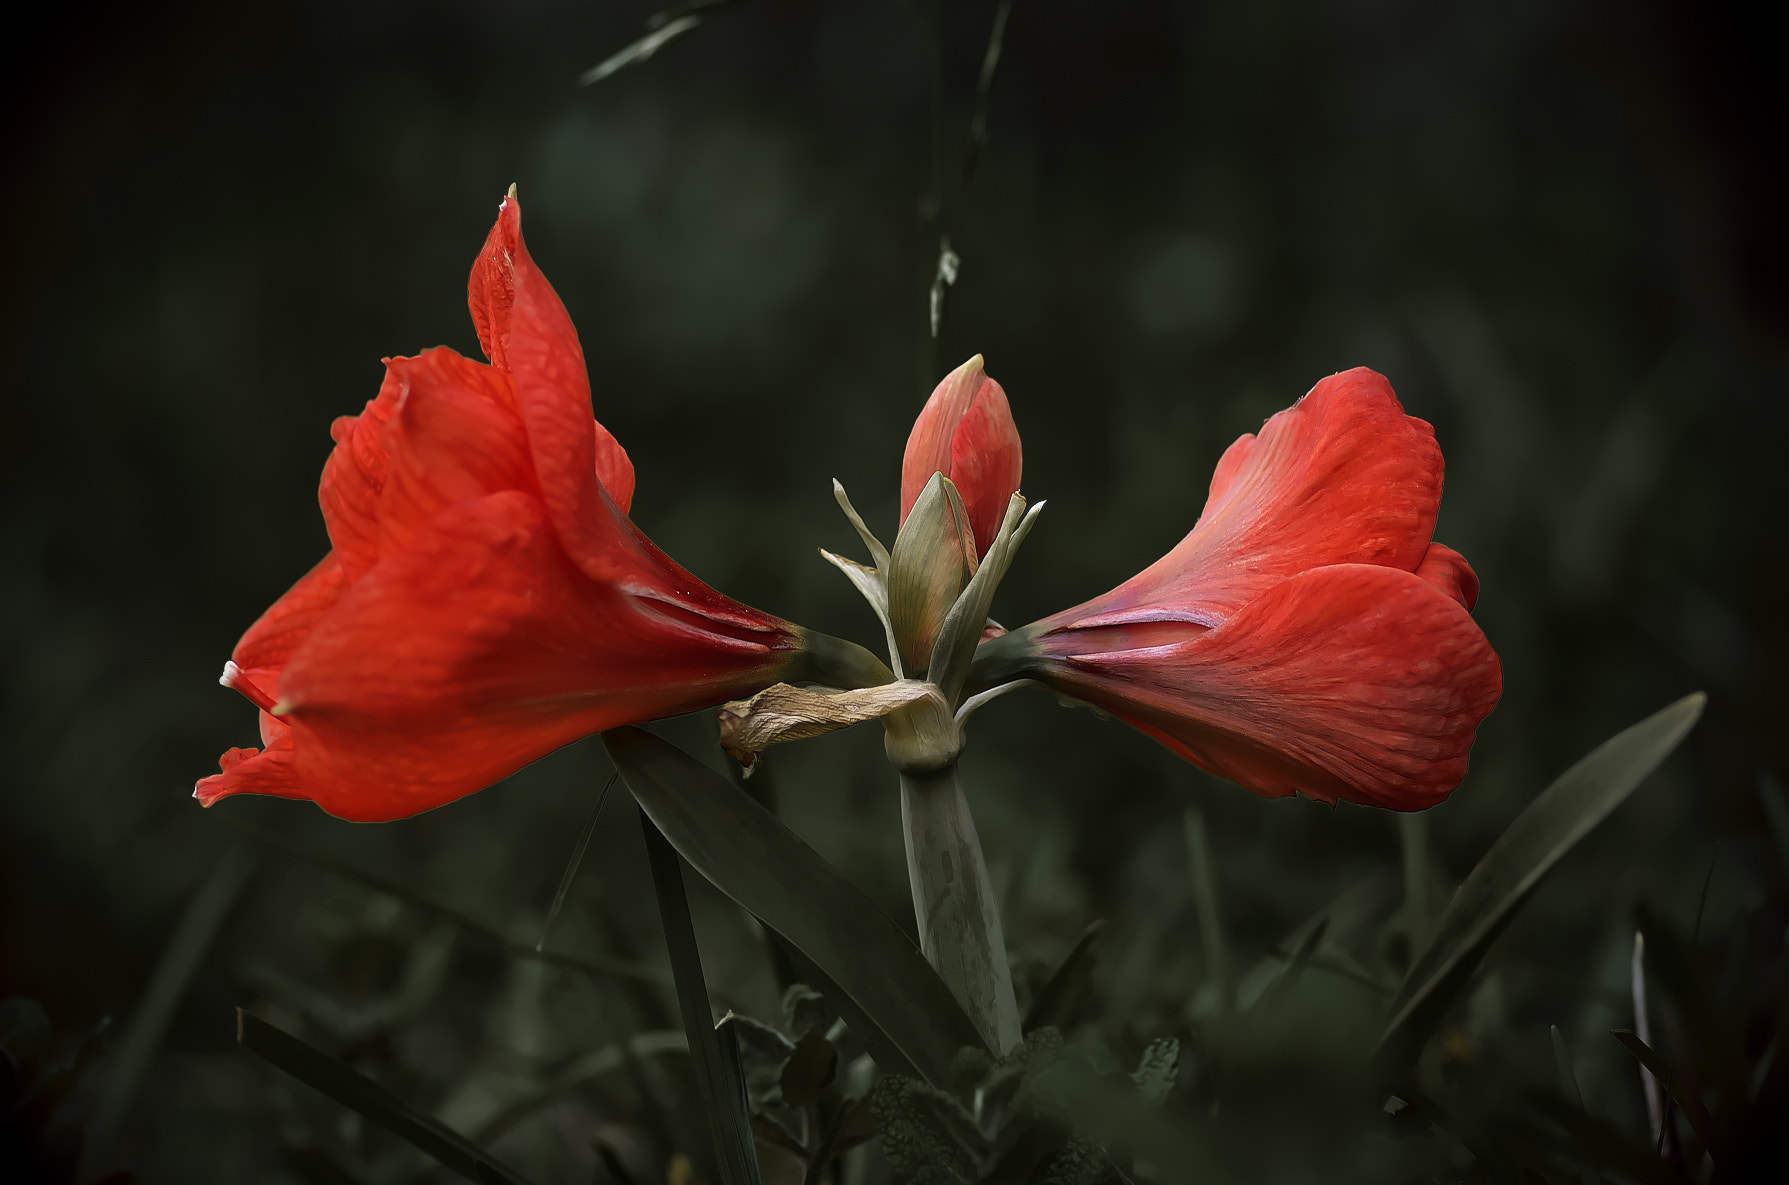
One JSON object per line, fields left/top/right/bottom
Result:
{"left": 198, "top": 192, "right": 805, "bottom": 821}
{"left": 900, "top": 355, "right": 1023, "bottom": 559}
{"left": 987, "top": 368, "right": 1501, "bottom": 810}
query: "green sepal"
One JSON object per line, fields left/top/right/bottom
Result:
{"left": 887, "top": 473, "right": 977, "bottom": 678}
{"left": 926, "top": 493, "right": 1043, "bottom": 703}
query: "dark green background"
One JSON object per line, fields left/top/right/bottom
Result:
{"left": 3, "top": 1, "right": 1784, "bottom": 1181}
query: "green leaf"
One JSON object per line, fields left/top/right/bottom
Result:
{"left": 1024, "top": 919, "right": 1104, "bottom": 1034}
{"left": 84, "top": 843, "right": 257, "bottom": 1174}
{"left": 1377, "top": 693, "right": 1705, "bottom": 1065}
{"left": 1183, "top": 809, "right": 1232, "bottom": 1013}
{"left": 470, "top": 1031, "right": 687, "bottom": 1144}
{"left": 230, "top": 819, "right": 666, "bottom": 987}
{"left": 605, "top": 727, "right": 988, "bottom": 1089}
{"left": 534, "top": 770, "right": 615, "bottom": 951}
{"left": 640, "top": 815, "right": 762, "bottom": 1185}
{"left": 235, "top": 1009, "right": 535, "bottom": 1185}
{"left": 778, "top": 1028, "right": 839, "bottom": 1107}
{"left": 1253, "top": 917, "right": 1329, "bottom": 1014}
{"left": 1550, "top": 1025, "right": 1584, "bottom": 1110}
{"left": 1612, "top": 1029, "right": 1715, "bottom": 1151}
{"left": 802, "top": 1096, "right": 867, "bottom": 1185}
{"left": 1634, "top": 902, "right": 1747, "bottom": 1103}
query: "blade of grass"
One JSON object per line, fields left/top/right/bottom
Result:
{"left": 960, "top": 0, "right": 1014, "bottom": 185}
{"left": 578, "top": 0, "right": 739, "bottom": 85}
{"left": 229, "top": 819, "right": 666, "bottom": 988}
{"left": 1183, "top": 808, "right": 1232, "bottom": 1014}
{"left": 606, "top": 726, "right": 987, "bottom": 1088}
{"left": 237, "top": 1010, "right": 535, "bottom": 1185}
{"left": 1398, "top": 811, "right": 1432, "bottom": 952}
{"left": 470, "top": 1031, "right": 687, "bottom": 1144}
{"left": 1378, "top": 693, "right": 1705, "bottom": 1066}
{"left": 802, "top": 1096, "right": 863, "bottom": 1185}
{"left": 536, "top": 772, "right": 616, "bottom": 950}
{"left": 1631, "top": 932, "right": 1669, "bottom": 1151}
{"left": 714, "top": 1014, "right": 762, "bottom": 1177}
{"left": 1552, "top": 1025, "right": 1601, "bottom": 1185}
{"left": 81, "top": 843, "right": 256, "bottom": 1176}
{"left": 1612, "top": 1029, "right": 1714, "bottom": 1152}
{"left": 1024, "top": 919, "right": 1105, "bottom": 1033}
{"left": 1552, "top": 1025, "right": 1585, "bottom": 1109}
{"left": 640, "top": 812, "right": 761, "bottom": 1185}
{"left": 1255, "top": 918, "right": 1329, "bottom": 1014}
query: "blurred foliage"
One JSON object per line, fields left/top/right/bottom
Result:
{"left": 3, "top": 0, "right": 1786, "bottom": 1182}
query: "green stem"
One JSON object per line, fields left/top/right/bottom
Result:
{"left": 897, "top": 765, "right": 1021, "bottom": 1053}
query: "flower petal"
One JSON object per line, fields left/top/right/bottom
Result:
{"left": 901, "top": 356, "right": 1022, "bottom": 557}
{"left": 275, "top": 490, "right": 798, "bottom": 821}
{"left": 231, "top": 552, "right": 350, "bottom": 686}
{"left": 319, "top": 365, "right": 404, "bottom": 580}
{"left": 374, "top": 349, "right": 536, "bottom": 558}
{"left": 195, "top": 732, "right": 305, "bottom": 807}
{"left": 592, "top": 419, "right": 635, "bottom": 515}
{"left": 1414, "top": 541, "right": 1479, "bottom": 610}
{"left": 948, "top": 379, "right": 1023, "bottom": 558}
{"left": 468, "top": 192, "right": 638, "bottom": 560}
{"left": 1035, "top": 563, "right": 1502, "bottom": 809}
{"left": 1054, "top": 367, "right": 1442, "bottom": 631}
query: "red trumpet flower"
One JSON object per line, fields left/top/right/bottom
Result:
{"left": 198, "top": 192, "right": 808, "bottom": 822}
{"left": 976, "top": 368, "right": 1501, "bottom": 810}
{"left": 900, "top": 354, "right": 1023, "bottom": 559}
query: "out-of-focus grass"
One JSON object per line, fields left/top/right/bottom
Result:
{"left": 3, "top": 0, "right": 1785, "bottom": 1181}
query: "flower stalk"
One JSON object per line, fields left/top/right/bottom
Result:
{"left": 897, "top": 764, "right": 1021, "bottom": 1054}
{"left": 827, "top": 388, "right": 1034, "bottom": 1053}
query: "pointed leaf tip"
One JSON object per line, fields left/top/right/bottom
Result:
{"left": 604, "top": 727, "right": 986, "bottom": 1087}
{"left": 1377, "top": 692, "right": 1705, "bottom": 1064}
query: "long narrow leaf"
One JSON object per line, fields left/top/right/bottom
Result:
{"left": 83, "top": 844, "right": 255, "bottom": 1175}
{"left": 231, "top": 820, "right": 665, "bottom": 987}
{"left": 236, "top": 1010, "right": 535, "bottom": 1185}
{"left": 471, "top": 1031, "right": 687, "bottom": 1143}
{"left": 1612, "top": 1029, "right": 1715, "bottom": 1151}
{"left": 640, "top": 815, "right": 761, "bottom": 1185}
{"left": 536, "top": 771, "right": 616, "bottom": 951}
{"left": 1378, "top": 693, "right": 1705, "bottom": 1064}
{"left": 605, "top": 726, "right": 987, "bottom": 1089}
{"left": 1024, "top": 919, "right": 1105, "bottom": 1033}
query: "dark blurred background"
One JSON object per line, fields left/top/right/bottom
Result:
{"left": 3, "top": 1, "right": 1785, "bottom": 1181}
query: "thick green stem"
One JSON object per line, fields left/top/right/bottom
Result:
{"left": 897, "top": 765, "right": 1021, "bottom": 1053}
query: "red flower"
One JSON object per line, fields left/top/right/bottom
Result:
{"left": 198, "top": 193, "right": 807, "bottom": 821}
{"left": 977, "top": 368, "right": 1501, "bottom": 810}
{"left": 900, "top": 354, "right": 1023, "bottom": 558}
